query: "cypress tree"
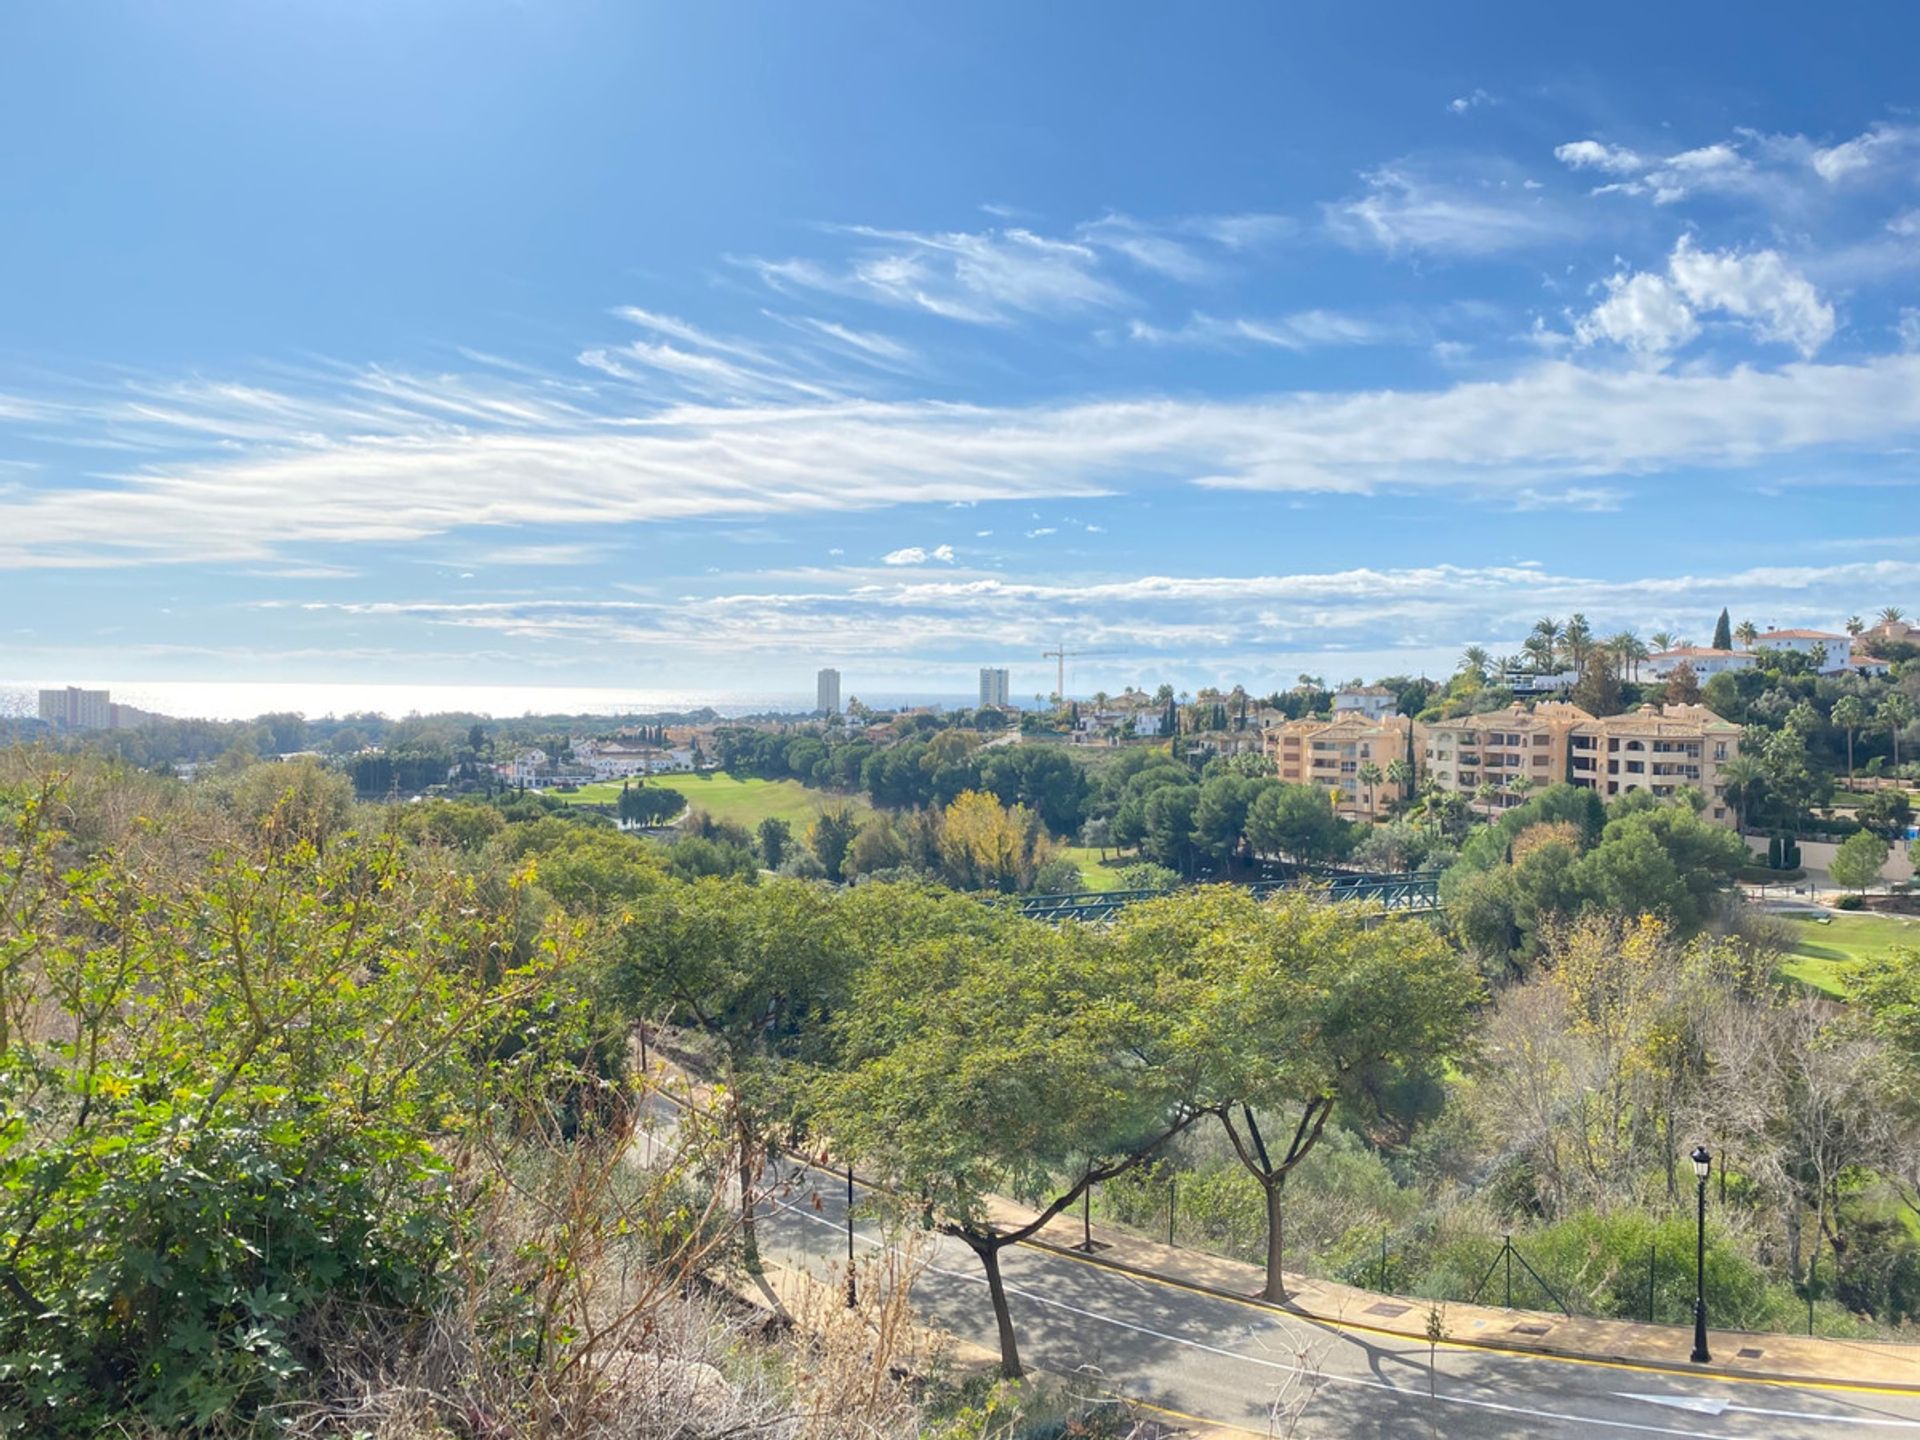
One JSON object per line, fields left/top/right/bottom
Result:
{"left": 1712, "top": 608, "right": 1732, "bottom": 651}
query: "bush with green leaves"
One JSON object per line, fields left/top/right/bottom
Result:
{"left": 0, "top": 777, "right": 601, "bottom": 1436}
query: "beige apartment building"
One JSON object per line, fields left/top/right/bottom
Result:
{"left": 1265, "top": 712, "right": 1416, "bottom": 819}
{"left": 1422, "top": 701, "right": 1590, "bottom": 805}
{"left": 1566, "top": 703, "right": 1742, "bottom": 825}
{"left": 1270, "top": 700, "right": 1744, "bottom": 828}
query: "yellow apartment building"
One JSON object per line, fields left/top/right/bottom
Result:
{"left": 1265, "top": 711, "right": 1417, "bottom": 819}
{"left": 1566, "top": 703, "right": 1742, "bottom": 825}
{"left": 1421, "top": 701, "right": 1591, "bottom": 809}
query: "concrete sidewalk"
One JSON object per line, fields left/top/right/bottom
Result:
{"left": 982, "top": 1192, "right": 1920, "bottom": 1392}
{"left": 652, "top": 1052, "right": 1920, "bottom": 1393}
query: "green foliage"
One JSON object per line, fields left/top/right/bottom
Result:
{"left": 1832, "top": 829, "right": 1891, "bottom": 892}
{"left": 616, "top": 778, "right": 687, "bottom": 826}
{"left": 0, "top": 782, "right": 598, "bottom": 1435}
{"left": 1360, "top": 1210, "right": 1809, "bottom": 1330}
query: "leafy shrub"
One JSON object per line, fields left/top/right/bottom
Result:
{"left": 1836, "top": 893, "right": 1866, "bottom": 910}
{"left": 0, "top": 786, "right": 594, "bottom": 1436}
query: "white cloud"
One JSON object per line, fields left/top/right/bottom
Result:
{"left": 1077, "top": 214, "right": 1215, "bottom": 282}
{"left": 746, "top": 224, "right": 1128, "bottom": 324}
{"left": 1553, "top": 140, "right": 1645, "bottom": 175}
{"left": 1025, "top": 527, "right": 1057, "bottom": 539}
{"left": 292, "top": 555, "right": 1920, "bottom": 676}
{"left": 1577, "top": 270, "right": 1700, "bottom": 355}
{"left": 1899, "top": 308, "right": 1920, "bottom": 353}
{"left": 1811, "top": 124, "right": 1910, "bottom": 182}
{"left": 1183, "top": 212, "right": 1297, "bottom": 249}
{"left": 1668, "top": 237, "right": 1836, "bottom": 354}
{"left": 1577, "top": 237, "right": 1834, "bottom": 358}
{"left": 881, "top": 544, "right": 956, "bottom": 566}
{"left": 1325, "top": 166, "right": 1571, "bottom": 255}
{"left": 1128, "top": 309, "right": 1403, "bottom": 351}
{"left": 1448, "top": 89, "right": 1494, "bottom": 114}
{"left": 13, "top": 327, "right": 1920, "bottom": 569}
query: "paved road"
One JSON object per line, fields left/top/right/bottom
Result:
{"left": 746, "top": 1152, "right": 1920, "bottom": 1439}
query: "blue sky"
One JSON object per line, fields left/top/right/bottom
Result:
{"left": 5, "top": 2, "right": 1920, "bottom": 708}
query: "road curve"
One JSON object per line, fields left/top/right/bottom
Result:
{"left": 752, "top": 1152, "right": 1920, "bottom": 1439}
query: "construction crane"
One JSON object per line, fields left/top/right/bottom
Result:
{"left": 1041, "top": 642, "right": 1082, "bottom": 704}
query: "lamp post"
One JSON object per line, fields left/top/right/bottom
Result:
{"left": 1690, "top": 1144, "right": 1712, "bottom": 1364}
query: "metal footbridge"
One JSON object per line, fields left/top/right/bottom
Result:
{"left": 1006, "top": 867, "right": 1444, "bottom": 923}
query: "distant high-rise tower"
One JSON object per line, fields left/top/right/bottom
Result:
{"left": 816, "top": 667, "right": 841, "bottom": 715}
{"left": 978, "top": 666, "right": 1010, "bottom": 709}
{"left": 38, "top": 687, "right": 113, "bottom": 730}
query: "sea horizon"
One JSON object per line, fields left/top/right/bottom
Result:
{"left": 1, "top": 679, "right": 984, "bottom": 725}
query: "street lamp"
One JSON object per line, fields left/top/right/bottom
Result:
{"left": 1690, "top": 1144, "right": 1712, "bottom": 1363}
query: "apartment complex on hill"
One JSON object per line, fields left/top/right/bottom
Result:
{"left": 1423, "top": 701, "right": 1590, "bottom": 800}
{"left": 1265, "top": 712, "right": 1416, "bottom": 819}
{"left": 1275, "top": 700, "right": 1745, "bottom": 827}
{"left": 1566, "top": 703, "right": 1741, "bottom": 825}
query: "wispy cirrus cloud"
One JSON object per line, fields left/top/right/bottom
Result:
{"left": 1324, "top": 164, "right": 1572, "bottom": 255}
{"left": 12, "top": 349, "right": 1920, "bottom": 569}
{"left": 1127, "top": 309, "right": 1408, "bottom": 351}
{"left": 742, "top": 223, "right": 1128, "bottom": 324}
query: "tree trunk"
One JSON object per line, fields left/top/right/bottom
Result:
{"left": 977, "top": 1240, "right": 1022, "bottom": 1378}
{"left": 737, "top": 1120, "right": 761, "bottom": 1271}
{"left": 1262, "top": 1175, "right": 1288, "bottom": 1302}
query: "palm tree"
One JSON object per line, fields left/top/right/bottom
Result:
{"left": 1385, "top": 757, "right": 1412, "bottom": 813}
{"left": 1522, "top": 634, "right": 1555, "bottom": 673}
{"left": 1717, "top": 754, "right": 1765, "bottom": 834}
{"left": 1831, "top": 695, "right": 1867, "bottom": 783}
{"left": 1735, "top": 619, "right": 1759, "bottom": 649}
{"left": 1358, "top": 761, "right": 1384, "bottom": 821}
{"left": 1881, "top": 607, "right": 1908, "bottom": 627}
{"left": 1650, "top": 630, "right": 1676, "bottom": 654}
{"left": 1881, "top": 694, "right": 1914, "bottom": 768}
{"left": 1508, "top": 774, "right": 1536, "bottom": 801}
{"left": 1473, "top": 780, "right": 1499, "bottom": 812}
{"left": 1564, "top": 613, "right": 1594, "bottom": 671}
{"left": 1531, "top": 617, "right": 1564, "bottom": 669}
{"left": 1845, "top": 616, "right": 1865, "bottom": 638}
{"left": 1459, "top": 645, "right": 1491, "bottom": 682}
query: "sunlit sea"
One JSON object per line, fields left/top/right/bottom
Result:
{"left": 0, "top": 680, "right": 977, "bottom": 724}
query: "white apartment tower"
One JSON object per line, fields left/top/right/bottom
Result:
{"left": 38, "top": 687, "right": 113, "bottom": 730}
{"left": 816, "top": 667, "right": 841, "bottom": 715}
{"left": 978, "top": 666, "right": 1010, "bottom": 709}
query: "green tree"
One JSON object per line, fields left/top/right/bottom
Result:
{"left": 820, "top": 917, "right": 1201, "bottom": 1377}
{"left": 807, "top": 804, "right": 862, "bottom": 882}
{"left": 1246, "top": 783, "right": 1343, "bottom": 864}
{"left": 614, "top": 877, "right": 847, "bottom": 1267}
{"left": 757, "top": 816, "right": 793, "bottom": 870}
{"left": 1571, "top": 655, "right": 1626, "bottom": 716}
{"left": 1711, "top": 608, "right": 1733, "bottom": 652}
{"left": 1357, "top": 761, "right": 1384, "bottom": 821}
{"left": 1111, "top": 890, "right": 1479, "bottom": 1300}
{"left": 1831, "top": 829, "right": 1890, "bottom": 894}
{"left": 1832, "top": 696, "right": 1868, "bottom": 783}
{"left": 1880, "top": 695, "right": 1914, "bottom": 769}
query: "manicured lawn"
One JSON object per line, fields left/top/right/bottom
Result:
{"left": 1051, "top": 844, "right": 1132, "bottom": 892}
{"left": 555, "top": 773, "right": 870, "bottom": 830}
{"left": 1778, "top": 911, "right": 1920, "bottom": 999}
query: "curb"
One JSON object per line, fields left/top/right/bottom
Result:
{"left": 1017, "top": 1232, "right": 1920, "bottom": 1397}
{"left": 645, "top": 1058, "right": 1920, "bottom": 1397}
